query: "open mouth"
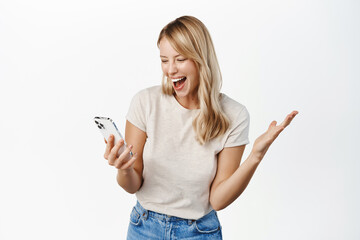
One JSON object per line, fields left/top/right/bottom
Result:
{"left": 172, "top": 77, "right": 187, "bottom": 89}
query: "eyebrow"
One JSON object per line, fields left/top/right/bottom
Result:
{"left": 160, "top": 54, "right": 182, "bottom": 58}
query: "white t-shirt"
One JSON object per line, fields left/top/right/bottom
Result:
{"left": 126, "top": 85, "right": 250, "bottom": 219}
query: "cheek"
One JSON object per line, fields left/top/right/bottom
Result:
{"left": 186, "top": 62, "right": 198, "bottom": 76}
{"left": 161, "top": 65, "right": 168, "bottom": 75}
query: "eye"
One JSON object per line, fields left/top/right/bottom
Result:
{"left": 161, "top": 59, "right": 168, "bottom": 63}
{"left": 177, "top": 58, "right": 187, "bottom": 62}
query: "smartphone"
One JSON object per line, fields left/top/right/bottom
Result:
{"left": 94, "top": 116, "right": 133, "bottom": 159}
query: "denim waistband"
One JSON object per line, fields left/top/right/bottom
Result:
{"left": 135, "top": 201, "right": 204, "bottom": 224}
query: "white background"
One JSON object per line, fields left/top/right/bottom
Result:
{"left": 1, "top": 0, "right": 359, "bottom": 239}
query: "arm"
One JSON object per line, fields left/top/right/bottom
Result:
{"left": 104, "top": 120, "right": 146, "bottom": 194}
{"left": 116, "top": 120, "right": 146, "bottom": 193}
{"left": 210, "top": 110, "right": 298, "bottom": 211}
{"left": 209, "top": 146, "right": 260, "bottom": 211}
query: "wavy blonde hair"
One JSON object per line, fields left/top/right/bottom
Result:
{"left": 157, "top": 16, "right": 229, "bottom": 145}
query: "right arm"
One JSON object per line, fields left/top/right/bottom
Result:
{"left": 104, "top": 120, "right": 147, "bottom": 194}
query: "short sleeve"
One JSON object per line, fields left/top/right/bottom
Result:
{"left": 223, "top": 106, "right": 250, "bottom": 148}
{"left": 125, "top": 90, "right": 147, "bottom": 132}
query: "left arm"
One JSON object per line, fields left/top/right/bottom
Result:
{"left": 209, "top": 110, "right": 298, "bottom": 211}
{"left": 209, "top": 146, "right": 261, "bottom": 211}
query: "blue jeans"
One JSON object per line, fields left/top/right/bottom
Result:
{"left": 127, "top": 201, "right": 223, "bottom": 240}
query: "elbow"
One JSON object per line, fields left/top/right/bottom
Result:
{"left": 120, "top": 184, "right": 139, "bottom": 194}
{"left": 125, "top": 189, "right": 137, "bottom": 194}
{"left": 210, "top": 197, "right": 226, "bottom": 211}
{"left": 116, "top": 181, "right": 137, "bottom": 194}
{"left": 212, "top": 205, "right": 223, "bottom": 212}
{"left": 119, "top": 182, "right": 141, "bottom": 194}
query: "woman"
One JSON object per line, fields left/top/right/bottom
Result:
{"left": 104, "top": 16, "right": 298, "bottom": 239}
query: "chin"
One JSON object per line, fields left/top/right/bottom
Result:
{"left": 174, "top": 88, "right": 190, "bottom": 98}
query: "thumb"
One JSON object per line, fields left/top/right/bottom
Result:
{"left": 268, "top": 121, "right": 277, "bottom": 130}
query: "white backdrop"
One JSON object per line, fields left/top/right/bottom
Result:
{"left": 1, "top": 0, "right": 359, "bottom": 239}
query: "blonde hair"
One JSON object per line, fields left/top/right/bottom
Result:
{"left": 157, "top": 16, "right": 229, "bottom": 145}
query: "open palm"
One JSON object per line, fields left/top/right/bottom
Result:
{"left": 252, "top": 111, "right": 299, "bottom": 160}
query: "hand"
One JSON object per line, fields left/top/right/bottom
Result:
{"left": 251, "top": 111, "right": 299, "bottom": 160}
{"left": 103, "top": 135, "right": 138, "bottom": 171}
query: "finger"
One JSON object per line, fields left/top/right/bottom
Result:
{"left": 110, "top": 138, "right": 125, "bottom": 157}
{"left": 268, "top": 121, "right": 277, "bottom": 131}
{"left": 266, "top": 122, "right": 285, "bottom": 142}
{"left": 104, "top": 138, "right": 107, "bottom": 144}
{"left": 114, "top": 145, "right": 133, "bottom": 168}
{"left": 120, "top": 153, "right": 138, "bottom": 170}
{"left": 104, "top": 135, "right": 115, "bottom": 159}
{"left": 108, "top": 139, "right": 125, "bottom": 164}
{"left": 279, "top": 111, "right": 298, "bottom": 128}
{"left": 119, "top": 144, "right": 133, "bottom": 160}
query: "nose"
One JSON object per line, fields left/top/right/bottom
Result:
{"left": 168, "top": 62, "right": 178, "bottom": 75}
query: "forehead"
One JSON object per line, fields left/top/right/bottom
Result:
{"left": 159, "top": 37, "right": 180, "bottom": 57}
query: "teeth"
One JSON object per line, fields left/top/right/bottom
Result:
{"left": 172, "top": 77, "right": 185, "bottom": 82}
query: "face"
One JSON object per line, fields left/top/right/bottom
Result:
{"left": 159, "top": 37, "right": 200, "bottom": 103}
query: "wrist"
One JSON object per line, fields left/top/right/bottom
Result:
{"left": 118, "top": 167, "right": 134, "bottom": 176}
{"left": 249, "top": 150, "right": 263, "bottom": 164}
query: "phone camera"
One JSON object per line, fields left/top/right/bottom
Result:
{"left": 95, "top": 121, "right": 105, "bottom": 129}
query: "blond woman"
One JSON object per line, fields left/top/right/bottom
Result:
{"left": 103, "top": 16, "right": 298, "bottom": 240}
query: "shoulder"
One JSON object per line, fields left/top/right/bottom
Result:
{"left": 218, "top": 94, "right": 250, "bottom": 147}
{"left": 127, "top": 86, "right": 163, "bottom": 129}
{"left": 220, "top": 93, "right": 249, "bottom": 120}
